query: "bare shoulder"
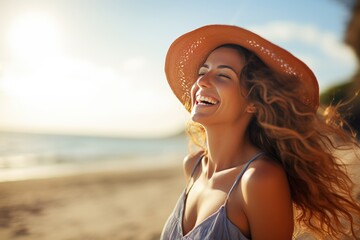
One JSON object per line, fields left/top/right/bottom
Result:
{"left": 240, "top": 157, "right": 294, "bottom": 239}
{"left": 183, "top": 151, "right": 204, "bottom": 182}
{"left": 241, "top": 157, "right": 291, "bottom": 205}
{"left": 242, "top": 157, "right": 288, "bottom": 189}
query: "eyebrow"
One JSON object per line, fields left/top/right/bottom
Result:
{"left": 200, "top": 64, "right": 238, "bottom": 74}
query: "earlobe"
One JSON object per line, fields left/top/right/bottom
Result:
{"left": 246, "top": 104, "right": 257, "bottom": 114}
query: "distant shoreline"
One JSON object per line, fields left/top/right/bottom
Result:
{"left": 0, "top": 131, "right": 187, "bottom": 182}
{"left": 0, "top": 153, "right": 184, "bottom": 183}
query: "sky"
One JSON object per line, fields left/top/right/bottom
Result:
{"left": 0, "top": 0, "right": 357, "bottom": 138}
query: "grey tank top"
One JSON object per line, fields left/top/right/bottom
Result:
{"left": 160, "top": 152, "right": 264, "bottom": 240}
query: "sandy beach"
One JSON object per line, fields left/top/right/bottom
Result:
{"left": 0, "top": 164, "right": 184, "bottom": 240}
{"left": 0, "top": 150, "right": 358, "bottom": 240}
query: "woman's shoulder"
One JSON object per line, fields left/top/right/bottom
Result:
{"left": 183, "top": 151, "right": 204, "bottom": 181}
{"left": 241, "top": 157, "right": 289, "bottom": 193}
{"left": 239, "top": 157, "right": 294, "bottom": 238}
{"left": 239, "top": 156, "right": 292, "bottom": 214}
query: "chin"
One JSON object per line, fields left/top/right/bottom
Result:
{"left": 190, "top": 114, "right": 213, "bottom": 127}
{"left": 191, "top": 112, "right": 204, "bottom": 124}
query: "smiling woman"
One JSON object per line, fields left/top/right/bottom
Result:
{"left": 161, "top": 24, "right": 360, "bottom": 240}
{"left": 6, "top": 12, "right": 60, "bottom": 60}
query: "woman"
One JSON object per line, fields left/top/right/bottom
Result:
{"left": 161, "top": 25, "right": 360, "bottom": 240}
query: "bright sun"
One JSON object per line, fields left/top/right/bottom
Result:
{"left": 7, "top": 12, "right": 60, "bottom": 60}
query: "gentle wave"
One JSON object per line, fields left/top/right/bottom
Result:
{"left": 0, "top": 132, "right": 188, "bottom": 181}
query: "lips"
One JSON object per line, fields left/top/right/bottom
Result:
{"left": 195, "top": 95, "right": 219, "bottom": 106}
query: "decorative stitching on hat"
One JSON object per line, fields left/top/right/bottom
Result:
{"left": 247, "top": 40, "right": 297, "bottom": 76}
{"left": 177, "top": 37, "right": 205, "bottom": 106}
{"left": 247, "top": 39, "right": 314, "bottom": 107}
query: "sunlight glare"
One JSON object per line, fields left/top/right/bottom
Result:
{"left": 7, "top": 12, "right": 60, "bottom": 60}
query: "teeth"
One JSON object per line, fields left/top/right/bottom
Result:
{"left": 197, "top": 95, "right": 218, "bottom": 105}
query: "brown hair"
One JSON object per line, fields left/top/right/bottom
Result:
{"left": 186, "top": 44, "right": 360, "bottom": 239}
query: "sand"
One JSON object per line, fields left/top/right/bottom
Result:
{"left": 0, "top": 150, "right": 359, "bottom": 240}
{"left": 0, "top": 164, "right": 184, "bottom": 240}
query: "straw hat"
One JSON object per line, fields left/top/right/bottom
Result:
{"left": 165, "top": 24, "right": 319, "bottom": 112}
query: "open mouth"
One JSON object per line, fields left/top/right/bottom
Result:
{"left": 196, "top": 95, "right": 219, "bottom": 106}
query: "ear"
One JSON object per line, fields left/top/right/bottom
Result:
{"left": 246, "top": 103, "right": 257, "bottom": 114}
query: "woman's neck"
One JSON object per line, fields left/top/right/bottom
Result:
{"left": 203, "top": 123, "right": 258, "bottom": 175}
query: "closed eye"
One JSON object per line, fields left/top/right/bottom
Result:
{"left": 219, "top": 74, "right": 231, "bottom": 79}
{"left": 198, "top": 66, "right": 208, "bottom": 77}
{"left": 198, "top": 71, "right": 207, "bottom": 78}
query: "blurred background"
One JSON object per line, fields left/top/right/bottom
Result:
{"left": 0, "top": 0, "right": 358, "bottom": 181}
{"left": 0, "top": 0, "right": 359, "bottom": 239}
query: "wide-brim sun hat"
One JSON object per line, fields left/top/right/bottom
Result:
{"left": 165, "top": 24, "right": 319, "bottom": 112}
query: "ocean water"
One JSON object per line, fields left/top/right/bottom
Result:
{"left": 0, "top": 131, "right": 188, "bottom": 182}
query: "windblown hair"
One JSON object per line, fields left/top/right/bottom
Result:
{"left": 186, "top": 44, "right": 360, "bottom": 239}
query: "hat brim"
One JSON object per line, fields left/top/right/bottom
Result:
{"left": 165, "top": 24, "right": 319, "bottom": 112}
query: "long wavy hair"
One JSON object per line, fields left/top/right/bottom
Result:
{"left": 186, "top": 44, "right": 360, "bottom": 239}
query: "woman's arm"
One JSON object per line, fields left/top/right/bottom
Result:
{"left": 241, "top": 159, "right": 294, "bottom": 240}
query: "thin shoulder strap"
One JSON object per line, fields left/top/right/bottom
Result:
{"left": 225, "top": 152, "right": 265, "bottom": 202}
{"left": 190, "top": 154, "right": 204, "bottom": 178}
{"left": 185, "top": 154, "right": 204, "bottom": 195}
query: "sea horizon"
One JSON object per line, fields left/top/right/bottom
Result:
{"left": 0, "top": 131, "right": 188, "bottom": 182}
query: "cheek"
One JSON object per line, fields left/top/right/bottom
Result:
{"left": 224, "top": 88, "right": 248, "bottom": 111}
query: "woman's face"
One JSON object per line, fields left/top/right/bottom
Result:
{"left": 190, "top": 46, "right": 252, "bottom": 126}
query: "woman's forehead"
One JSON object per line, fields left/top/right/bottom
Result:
{"left": 202, "top": 47, "right": 246, "bottom": 73}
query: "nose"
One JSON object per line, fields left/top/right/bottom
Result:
{"left": 196, "top": 72, "right": 212, "bottom": 88}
